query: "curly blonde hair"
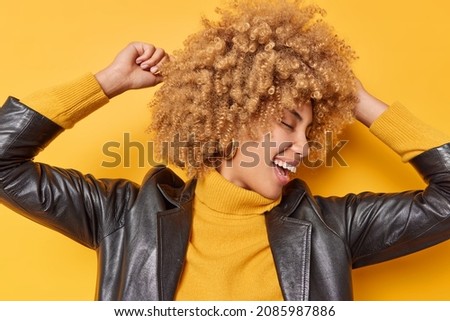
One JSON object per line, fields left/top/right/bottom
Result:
{"left": 149, "top": 0, "right": 358, "bottom": 178}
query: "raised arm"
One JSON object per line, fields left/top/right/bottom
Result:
{"left": 317, "top": 79, "right": 450, "bottom": 267}
{"left": 0, "top": 42, "right": 167, "bottom": 248}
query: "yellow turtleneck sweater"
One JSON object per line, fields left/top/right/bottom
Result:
{"left": 175, "top": 170, "right": 282, "bottom": 300}
{"left": 20, "top": 73, "right": 450, "bottom": 300}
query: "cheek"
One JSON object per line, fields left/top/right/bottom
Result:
{"left": 237, "top": 143, "right": 259, "bottom": 164}
{"left": 270, "top": 130, "right": 291, "bottom": 149}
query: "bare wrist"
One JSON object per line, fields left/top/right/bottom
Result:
{"left": 355, "top": 90, "right": 388, "bottom": 127}
{"left": 94, "top": 67, "right": 127, "bottom": 99}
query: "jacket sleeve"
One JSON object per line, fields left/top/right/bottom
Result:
{"left": 316, "top": 142, "right": 450, "bottom": 268}
{"left": 0, "top": 97, "right": 140, "bottom": 249}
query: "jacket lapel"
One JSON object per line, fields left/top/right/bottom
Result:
{"left": 157, "top": 207, "right": 192, "bottom": 300}
{"left": 266, "top": 181, "right": 312, "bottom": 301}
{"left": 156, "top": 180, "right": 195, "bottom": 300}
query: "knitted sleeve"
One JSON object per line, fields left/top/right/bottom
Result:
{"left": 20, "top": 73, "right": 109, "bottom": 129}
{"left": 369, "top": 102, "right": 449, "bottom": 161}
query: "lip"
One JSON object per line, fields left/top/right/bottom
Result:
{"left": 273, "top": 157, "right": 300, "bottom": 170}
{"left": 273, "top": 159, "right": 298, "bottom": 186}
{"left": 273, "top": 164, "right": 291, "bottom": 186}
{"left": 284, "top": 159, "right": 300, "bottom": 168}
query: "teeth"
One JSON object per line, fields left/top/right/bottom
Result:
{"left": 274, "top": 159, "right": 297, "bottom": 174}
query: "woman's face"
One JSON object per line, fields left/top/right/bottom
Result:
{"left": 218, "top": 101, "right": 313, "bottom": 199}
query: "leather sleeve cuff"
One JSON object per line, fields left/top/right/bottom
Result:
{"left": 0, "top": 97, "right": 63, "bottom": 164}
{"left": 409, "top": 143, "right": 450, "bottom": 182}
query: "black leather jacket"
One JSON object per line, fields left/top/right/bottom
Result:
{"left": 1, "top": 97, "right": 450, "bottom": 300}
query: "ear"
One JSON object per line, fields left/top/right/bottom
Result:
{"left": 222, "top": 139, "right": 239, "bottom": 161}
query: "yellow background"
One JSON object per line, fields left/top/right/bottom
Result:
{"left": 1, "top": 0, "right": 450, "bottom": 300}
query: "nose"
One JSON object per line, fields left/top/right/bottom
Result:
{"left": 292, "top": 132, "right": 309, "bottom": 159}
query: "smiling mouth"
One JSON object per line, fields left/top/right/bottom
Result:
{"left": 273, "top": 159, "right": 297, "bottom": 175}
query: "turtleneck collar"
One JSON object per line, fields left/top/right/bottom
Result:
{"left": 195, "top": 169, "right": 281, "bottom": 216}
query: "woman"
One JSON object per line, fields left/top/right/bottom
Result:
{"left": 1, "top": 0, "right": 449, "bottom": 300}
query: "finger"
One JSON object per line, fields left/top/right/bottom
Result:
{"left": 149, "top": 54, "right": 170, "bottom": 74}
{"left": 139, "top": 48, "right": 166, "bottom": 70}
{"left": 135, "top": 43, "right": 156, "bottom": 64}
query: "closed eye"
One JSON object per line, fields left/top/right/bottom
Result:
{"left": 280, "top": 121, "right": 294, "bottom": 130}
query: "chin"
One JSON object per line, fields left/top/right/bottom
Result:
{"left": 258, "top": 188, "right": 282, "bottom": 200}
